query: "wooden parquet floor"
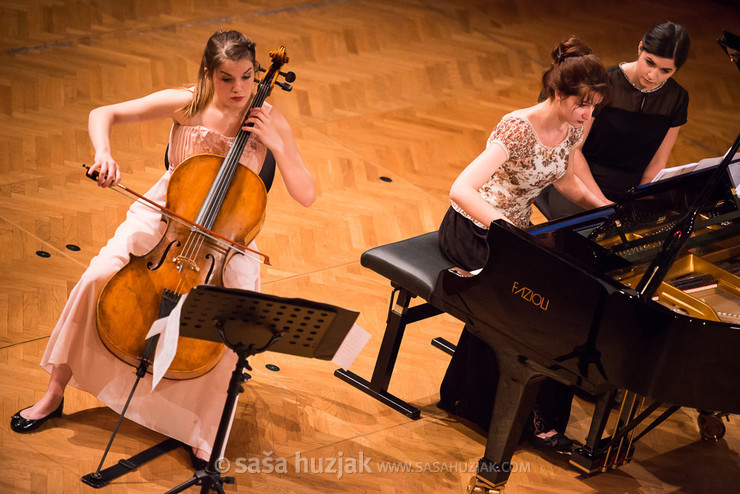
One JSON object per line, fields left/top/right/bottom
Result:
{"left": 1, "top": 0, "right": 739, "bottom": 492}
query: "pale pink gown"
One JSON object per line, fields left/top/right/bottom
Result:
{"left": 41, "top": 113, "right": 270, "bottom": 455}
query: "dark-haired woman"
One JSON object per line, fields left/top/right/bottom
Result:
{"left": 10, "top": 30, "right": 315, "bottom": 464}
{"left": 437, "top": 37, "right": 609, "bottom": 449}
{"left": 537, "top": 22, "right": 690, "bottom": 218}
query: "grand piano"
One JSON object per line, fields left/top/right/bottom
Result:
{"left": 336, "top": 136, "right": 740, "bottom": 492}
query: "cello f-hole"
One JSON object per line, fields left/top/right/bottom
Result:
{"left": 204, "top": 253, "right": 216, "bottom": 284}
{"left": 147, "top": 240, "right": 180, "bottom": 270}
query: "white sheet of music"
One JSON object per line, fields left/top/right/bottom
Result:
{"left": 652, "top": 152, "right": 740, "bottom": 197}
{"left": 331, "top": 323, "right": 372, "bottom": 370}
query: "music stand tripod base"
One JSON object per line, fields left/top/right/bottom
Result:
{"left": 81, "top": 438, "right": 183, "bottom": 488}
{"left": 166, "top": 284, "right": 358, "bottom": 493}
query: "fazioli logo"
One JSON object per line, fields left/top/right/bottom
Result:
{"left": 511, "top": 281, "right": 549, "bottom": 310}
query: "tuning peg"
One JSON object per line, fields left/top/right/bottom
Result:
{"left": 276, "top": 81, "right": 293, "bottom": 92}
{"left": 280, "top": 71, "right": 296, "bottom": 83}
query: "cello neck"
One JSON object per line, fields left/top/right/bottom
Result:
{"left": 194, "top": 47, "right": 290, "bottom": 229}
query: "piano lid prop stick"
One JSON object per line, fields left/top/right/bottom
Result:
{"left": 635, "top": 134, "right": 740, "bottom": 299}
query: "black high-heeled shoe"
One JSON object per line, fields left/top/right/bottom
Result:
{"left": 529, "top": 431, "right": 573, "bottom": 451}
{"left": 10, "top": 399, "right": 64, "bottom": 433}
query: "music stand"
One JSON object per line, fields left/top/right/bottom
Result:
{"left": 165, "top": 284, "right": 359, "bottom": 494}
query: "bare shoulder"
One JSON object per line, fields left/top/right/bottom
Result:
{"left": 152, "top": 87, "right": 193, "bottom": 106}
{"left": 514, "top": 102, "right": 545, "bottom": 119}
{"left": 123, "top": 87, "right": 193, "bottom": 114}
{"left": 92, "top": 87, "right": 194, "bottom": 125}
{"left": 154, "top": 87, "right": 193, "bottom": 124}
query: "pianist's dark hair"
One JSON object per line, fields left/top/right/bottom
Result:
{"left": 641, "top": 21, "right": 691, "bottom": 69}
{"left": 541, "top": 36, "right": 609, "bottom": 105}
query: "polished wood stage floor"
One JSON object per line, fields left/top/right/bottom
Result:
{"left": 1, "top": 1, "right": 739, "bottom": 492}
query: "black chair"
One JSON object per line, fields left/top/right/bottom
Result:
{"left": 334, "top": 231, "right": 456, "bottom": 418}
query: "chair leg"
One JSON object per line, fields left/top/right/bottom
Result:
{"left": 334, "top": 287, "right": 423, "bottom": 418}
{"left": 431, "top": 337, "right": 456, "bottom": 356}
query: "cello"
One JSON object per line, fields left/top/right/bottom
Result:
{"left": 92, "top": 47, "right": 295, "bottom": 380}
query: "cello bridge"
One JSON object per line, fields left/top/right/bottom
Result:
{"left": 173, "top": 255, "right": 200, "bottom": 273}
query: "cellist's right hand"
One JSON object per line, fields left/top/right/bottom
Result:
{"left": 86, "top": 88, "right": 193, "bottom": 188}
{"left": 88, "top": 151, "right": 121, "bottom": 188}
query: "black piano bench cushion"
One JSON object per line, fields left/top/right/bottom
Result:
{"left": 360, "top": 231, "right": 454, "bottom": 301}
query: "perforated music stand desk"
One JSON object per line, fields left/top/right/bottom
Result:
{"left": 178, "top": 284, "right": 358, "bottom": 359}
{"left": 167, "top": 284, "right": 359, "bottom": 494}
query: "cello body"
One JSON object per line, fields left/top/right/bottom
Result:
{"left": 96, "top": 154, "right": 267, "bottom": 379}
{"left": 93, "top": 45, "right": 292, "bottom": 381}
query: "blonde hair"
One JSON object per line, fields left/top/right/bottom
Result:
{"left": 182, "top": 30, "right": 256, "bottom": 118}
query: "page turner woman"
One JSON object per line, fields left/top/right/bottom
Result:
{"left": 537, "top": 21, "right": 690, "bottom": 219}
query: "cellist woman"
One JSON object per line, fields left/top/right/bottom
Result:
{"left": 10, "top": 30, "right": 315, "bottom": 467}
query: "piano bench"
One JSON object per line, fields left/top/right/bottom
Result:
{"left": 334, "top": 231, "right": 456, "bottom": 419}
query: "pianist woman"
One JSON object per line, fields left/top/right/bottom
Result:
{"left": 437, "top": 36, "right": 610, "bottom": 450}
{"left": 536, "top": 21, "right": 691, "bottom": 218}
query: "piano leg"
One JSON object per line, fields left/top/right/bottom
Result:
{"left": 470, "top": 351, "right": 544, "bottom": 492}
{"left": 571, "top": 390, "right": 682, "bottom": 475}
{"left": 569, "top": 389, "right": 615, "bottom": 475}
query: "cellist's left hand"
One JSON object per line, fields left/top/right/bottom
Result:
{"left": 243, "top": 107, "right": 284, "bottom": 155}
{"left": 242, "top": 106, "right": 316, "bottom": 207}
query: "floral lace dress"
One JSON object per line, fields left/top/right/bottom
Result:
{"left": 451, "top": 112, "right": 583, "bottom": 229}
{"left": 436, "top": 112, "right": 583, "bottom": 433}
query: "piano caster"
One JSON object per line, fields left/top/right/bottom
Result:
{"left": 467, "top": 475, "right": 503, "bottom": 494}
{"left": 697, "top": 410, "right": 727, "bottom": 441}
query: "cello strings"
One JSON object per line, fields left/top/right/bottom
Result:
{"left": 166, "top": 81, "right": 272, "bottom": 271}
{"left": 201, "top": 80, "right": 271, "bottom": 230}
{"left": 184, "top": 81, "right": 272, "bottom": 273}
{"left": 106, "top": 186, "right": 262, "bottom": 261}
{"left": 167, "top": 67, "right": 278, "bottom": 283}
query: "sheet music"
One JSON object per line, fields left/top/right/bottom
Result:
{"left": 331, "top": 323, "right": 371, "bottom": 370}
{"left": 652, "top": 152, "right": 740, "bottom": 197}
{"left": 145, "top": 294, "right": 188, "bottom": 389}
